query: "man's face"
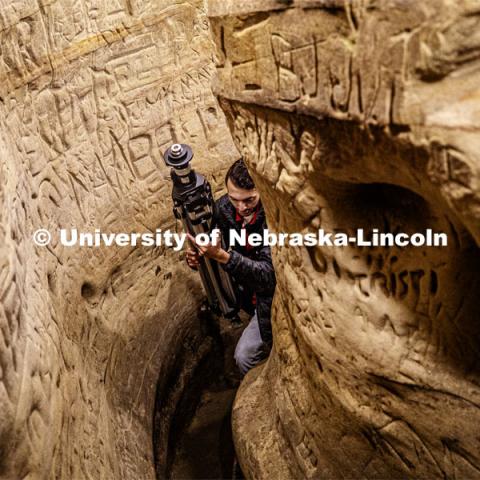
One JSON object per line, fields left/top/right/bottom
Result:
{"left": 226, "top": 178, "right": 260, "bottom": 217}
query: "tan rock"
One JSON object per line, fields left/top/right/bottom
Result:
{"left": 0, "top": 1, "right": 238, "bottom": 478}
{"left": 208, "top": 2, "right": 480, "bottom": 478}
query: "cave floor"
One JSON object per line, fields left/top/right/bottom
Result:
{"left": 169, "top": 312, "right": 248, "bottom": 480}
{"left": 170, "top": 384, "right": 238, "bottom": 479}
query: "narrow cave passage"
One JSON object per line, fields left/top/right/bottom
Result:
{"left": 169, "top": 378, "right": 237, "bottom": 479}
{"left": 153, "top": 307, "right": 249, "bottom": 480}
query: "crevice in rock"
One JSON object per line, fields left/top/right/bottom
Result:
{"left": 152, "top": 307, "right": 248, "bottom": 480}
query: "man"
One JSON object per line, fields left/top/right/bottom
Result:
{"left": 186, "top": 159, "right": 276, "bottom": 375}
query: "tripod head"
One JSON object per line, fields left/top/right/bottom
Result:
{"left": 163, "top": 143, "right": 212, "bottom": 226}
{"left": 163, "top": 143, "right": 196, "bottom": 188}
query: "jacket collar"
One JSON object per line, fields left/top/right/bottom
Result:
{"left": 218, "top": 194, "right": 265, "bottom": 229}
{"left": 235, "top": 202, "right": 260, "bottom": 225}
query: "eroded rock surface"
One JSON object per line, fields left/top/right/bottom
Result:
{"left": 208, "top": 2, "right": 480, "bottom": 478}
{"left": 0, "top": 1, "right": 238, "bottom": 478}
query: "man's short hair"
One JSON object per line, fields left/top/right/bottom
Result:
{"left": 225, "top": 158, "right": 255, "bottom": 190}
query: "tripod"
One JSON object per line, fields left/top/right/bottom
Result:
{"left": 163, "top": 143, "right": 238, "bottom": 318}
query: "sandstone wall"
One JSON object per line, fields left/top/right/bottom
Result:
{"left": 208, "top": 1, "right": 480, "bottom": 478}
{"left": 2, "top": 1, "right": 479, "bottom": 478}
{"left": 0, "top": 1, "right": 237, "bottom": 478}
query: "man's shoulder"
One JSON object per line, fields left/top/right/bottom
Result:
{"left": 215, "top": 193, "right": 231, "bottom": 209}
{"left": 214, "top": 193, "right": 235, "bottom": 225}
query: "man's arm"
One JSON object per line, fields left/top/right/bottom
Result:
{"left": 187, "top": 233, "right": 276, "bottom": 295}
{"left": 221, "top": 246, "right": 276, "bottom": 296}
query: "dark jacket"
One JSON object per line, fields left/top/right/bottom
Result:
{"left": 214, "top": 194, "right": 276, "bottom": 348}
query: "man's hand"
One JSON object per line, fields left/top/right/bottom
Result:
{"left": 187, "top": 233, "right": 231, "bottom": 264}
{"left": 186, "top": 248, "right": 200, "bottom": 270}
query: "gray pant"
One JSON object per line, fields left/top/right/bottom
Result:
{"left": 234, "top": 313, "right": 265, "bottom": 376}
